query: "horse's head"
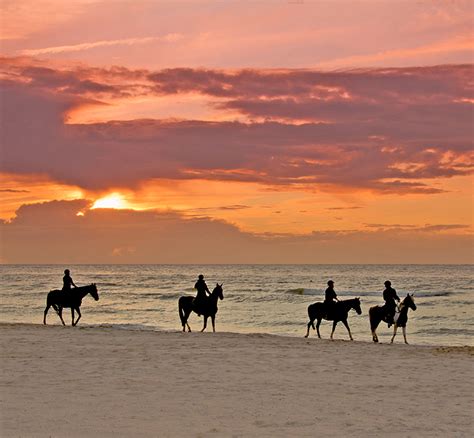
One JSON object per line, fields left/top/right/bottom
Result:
{"left": 213, "top": 283, "right": 224, "bottom": 300}
{"left": 90, "top": 283, "right": 99, "bottom": 301}
{"left": 353, "top": 297, "right": 362, "bottom": 315}
{"left": 404, "top": 293, "right": 416, "bottom": 311}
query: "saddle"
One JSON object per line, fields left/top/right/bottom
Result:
{"left": 377, "top": 304, "right": 400, "bottom": 325}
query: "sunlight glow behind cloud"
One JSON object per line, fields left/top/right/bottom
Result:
{"left": 91, "top": 193, "right": 129, "bottom": 210}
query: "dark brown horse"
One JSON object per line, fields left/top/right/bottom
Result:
{"left": 304, "top": 297, "right": 362, "bottom": 340}
{"left": 178, "top": 283, "right": 224, "bottom": 332}
{"left": 369, "top": 293, "right": 416, "bottom": 343}
{"left": 43, "top": 283, "right": 99, "bottom": 326}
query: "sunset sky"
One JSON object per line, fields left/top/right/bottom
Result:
{"left": 1, "top": 0, "right": 473, "bottom": 263}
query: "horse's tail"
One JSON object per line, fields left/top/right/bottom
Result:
{"left": 178, "top": 297, "right": 187, "bottom": 327}
{"left": 368, "top": 306, "right": 379, "bottom": 330}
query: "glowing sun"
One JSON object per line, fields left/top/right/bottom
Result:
{"left": 91, "top": 193, "right": 129, "bottom": 210}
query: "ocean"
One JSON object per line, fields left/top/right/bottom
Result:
{"left": 1, "top": 264, "right": 472, "bottom": 346}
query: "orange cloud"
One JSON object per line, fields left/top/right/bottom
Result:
{"left": 1, "top": 200, "right": 472, "bottom": 264}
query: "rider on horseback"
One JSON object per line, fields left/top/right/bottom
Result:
{"left": 324, "top": 280, "right": 339, "bottom": 319}
{"left": 62, "top": 269, "right": 77, "bottom": 296}
{"left": 194, "top": 274, "right": 210, "bottom": 316}
{"left": 382, "top": 280, "right": 400, "bottom": 327}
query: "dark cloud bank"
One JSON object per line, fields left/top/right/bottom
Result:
{"left": 1, "top": 200, "right": 472, "bottom": 264}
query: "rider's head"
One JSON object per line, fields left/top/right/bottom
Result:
{"left": 198, "top": 274, "right": 204, "bottom": 280}
{"left": 64, "top": 269, "right": 70, "bottom": 275}
{"left": 384, "top": 280, "right": 391, "bottom": 286}
{"left": 327, "top": 280, "right": 334, "bottom": 286}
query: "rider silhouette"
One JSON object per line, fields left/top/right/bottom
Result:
{"left": 324, "top": 280, "right": 339, "bottom": 318}
{"left": 194, "top": 274, "right": 210, "bottom": 316}
{"left": 382, "top": 280, "right": 400, "bottom": 327}
{"left": 62, "top": 269, "right": 77, "bottom": 293}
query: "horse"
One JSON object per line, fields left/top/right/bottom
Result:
{"left": 304, "top": 297, "right": 362, "bottom": 340}
{"left": 178, "top": 283, "right": 224, "bottom": 332}
{"left": 369, "top": 293, "right": 416, "bottom": 344}
{"left": 43, "top": 283, "right": 99, "bottom": 326}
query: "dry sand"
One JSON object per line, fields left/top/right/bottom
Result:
{"left": 1, "top": 323, "right": 472, "bottom": 437}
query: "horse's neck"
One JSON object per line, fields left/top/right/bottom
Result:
{"left": 209, "top": 290, "right": 220, "bottom": 303}
{"left": 341, "top": 299, "right": 355, "bottom": 310}
{"left": 74, "top": 286, "right": 90, "bottom": 300}
{"left": 399, "top": 301, "right": 409, "bottom": 315}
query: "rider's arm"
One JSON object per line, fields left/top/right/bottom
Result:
{"left": 394, "top": 289, "right": 400, "bottom": 301}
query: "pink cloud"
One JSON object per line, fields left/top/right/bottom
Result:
{"left": 1, "top": 58, "right": 473, "bottom": 193}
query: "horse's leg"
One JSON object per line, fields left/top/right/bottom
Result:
{"left": 201, "top": 316, "right": 208, "bottom": 332}
{"left": 185, "top": 308, "right": 192, "bottom": 332}
{"left": 372, "top": 328, "right": 379, "bottom": 343}
{"left": 43, "top": 304, "right": 51, "bottom": 325}
{"left": 211, "top": 314, "right": 216, "bottom": 332}
{"left": 316, "top": 319, "right": 322, "bottom": 339}
{"left": 74, "top": 307, "right": 82, "bottom": 326}
{"left": 58, "top": 307, "right": 66, "bottom": 326}
{"left": 330, "top": 321, "right": 338, "bottom": 340}
{"left": 402, "top": 326, "right": 408, "bottom": 344}
{"left": 305, "top": 320, "right": 312, "bottom": 338}
{"left": 370, "top": 313, "right": 380, "bottom": 343}
{"left": 390, "top": 324, "right": 398, "bottom": 343}
{"left": 342, "top": 319, "right": 353, "bottom": 341}
{"left": 181, "top": 301, "right": 193, "bottom": 332}
{"left": 71, "top": 308, "right": 75, "bottom": 326}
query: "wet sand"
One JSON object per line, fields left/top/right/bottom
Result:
{"left": 1, "top": 323, "right": 472, "bottom": 437}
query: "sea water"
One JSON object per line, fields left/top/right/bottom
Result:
{"left": 0, "top": 264, "right": 472, "bottom": 346}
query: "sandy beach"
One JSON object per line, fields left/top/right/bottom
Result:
{"left": 1, "top": 323, "right": 472, "bottom": 437}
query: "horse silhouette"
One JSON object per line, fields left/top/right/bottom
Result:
{"left": 43, "top": 283, "right": 99, "bottom": 326}
{"left": 305, "top": 297, "right": 362, "bottom": 340}
{"left": 178, "top": 283, "right": 224, "bottom": 332}
{"left": 370, "top": 293, "right": 416, "bottom": 343}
